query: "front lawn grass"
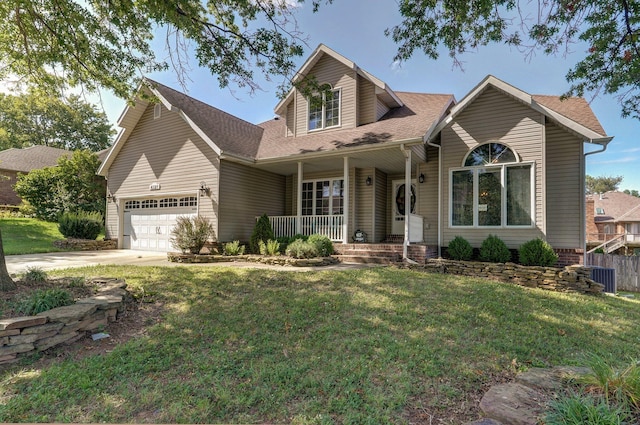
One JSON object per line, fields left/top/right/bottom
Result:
{"left": 0, "top": 217, "right": 66, "bottom": 255}
{"left": 1, "top": 266, "right": 640, "bottom": 423}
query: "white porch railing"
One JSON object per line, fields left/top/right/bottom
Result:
{"left": 267, "top": 215, "right": 344, "bottom": 241}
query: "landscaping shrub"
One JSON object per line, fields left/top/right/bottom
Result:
{"left": 223, "top": 240, "right": 246, "bottom": 256}
{"left": 285, "top": 239, "right": 318, "bottom": 259}
{"left": 14, "top": 289, "right": 73, "bottom": 315}
{"left": 545, "top": 392, "right": 633, "bottom": 425}
{"left": 308, "top": 234, "right": 334, "bottom": 256}
{"left": 259, "top": 239, "right": 281, "bottom": 256}
{"left": 447, "top": 236, "right": 473, "bottom": 261}
{"left": 519, "top": 238, "right": 559, "bottom": 267}
{"left": 23, "top": 266, "right": 48, "bottom": 284}
{"left": 479, "top": 234, "right": 511, "bottom": 263}
{"left": 58, "top": 211, "right": 103, "bottom": 240}
{"left": 170, "top": 215, "right": 214, "bottom": 254}
{"left": 250, "top": 214, "right": 275, "bottom": 253}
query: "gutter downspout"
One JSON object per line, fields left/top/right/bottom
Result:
{"left": 427, "top": 139, "right": 442, "bottom": 257}
{"left": 583, "top": 138, "right": 612, "bottom": 265}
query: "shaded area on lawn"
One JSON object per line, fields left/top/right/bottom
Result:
{"left": 1, "top": 265, "right": 639, "bottom": 423}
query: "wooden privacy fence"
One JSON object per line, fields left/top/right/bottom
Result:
{"left": 587, "top": 253, "right": 640, "bottom": 292}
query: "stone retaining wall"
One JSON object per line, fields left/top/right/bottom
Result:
{"left": 0, "top": 278, "right": 129, "bottom": 365}
{"left": 53, "top": 239, "right": 117, "bottom": 251}
{"left": 417, "top": 259, "right": 603, "bottom": 294}
{"left": 167, "top": 253, "right": 339, "bottom": 267}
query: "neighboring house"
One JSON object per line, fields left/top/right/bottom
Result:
{"left": 586, "top": 191, "right": 640, "bottom": 254}
{"left": 98, "top": 44, "right": 612, "bottom": 265}
{"left": 0, "top": 145, "right": 71, "bottom": 205}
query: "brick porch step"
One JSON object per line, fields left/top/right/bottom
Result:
{"left": 335, "top": 255, "right": 401, "bottom": 265}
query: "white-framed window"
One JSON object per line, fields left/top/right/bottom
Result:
{"left": 179, "top": 196, "right": 198, "bottom": 207}
{"left": 450, "top": 143, "right": 534, "bottom": 228}
{"left": 308, "top": 87, "right": 341, "bottom": 131}
{"left": 159, "top": 198, "right": 178, "bottom": 208}
{"left": 141, "top": 199, "right": 158, "bottom": 209}
{"left": 301, "top": 178, "right": 344, "bottom": 216}
{"left": 124, "top": 200, "right": 140, "bottom": 210}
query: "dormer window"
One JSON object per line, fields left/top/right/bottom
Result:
{"left": 596, "top": 207, "right": 605, "bottom": 215}
{"left": 308, "top": 87, "right": 340, "bottom": 131}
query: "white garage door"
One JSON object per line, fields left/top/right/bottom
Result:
{"left": 123, "top": 197, "right": 198, "bottom": 252}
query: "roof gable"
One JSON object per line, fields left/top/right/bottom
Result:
{"left": 591, "top": 191, "right": 640, "bottom": 223}
{"left": 428, "top": 75, "right": 612, "bottom": 144}
{"left": 274, "top": 44, "right": 402, "bottom": 116}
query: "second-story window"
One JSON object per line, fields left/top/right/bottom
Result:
{"left": 308, "top": 88, "right": 340, "bottom": 131}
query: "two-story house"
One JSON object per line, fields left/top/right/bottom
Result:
{"left": 98, "top": 44, "right": 612, "bottom": 265}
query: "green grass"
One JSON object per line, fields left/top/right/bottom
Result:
{"left": 0, "top": 217, "right": 67, "bottom": 255}
{"left": 2, "top": 266, "right": 640, "bottom": 423}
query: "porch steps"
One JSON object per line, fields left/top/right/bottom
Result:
{"left": 333, "top": 243, "right": 430, "bottom": 265}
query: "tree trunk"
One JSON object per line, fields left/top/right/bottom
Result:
{"left": 0, "top": 228, "right": 16, "bottom": 291}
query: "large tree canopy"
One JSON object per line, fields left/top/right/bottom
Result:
{"left": 0, "top": 91, "right": 115, "bottom": 151}
{"left": 387, "top": 0, "right": 640, "bottom": 119}
{"left": 586, "top": 175, "right": 624, "bottom": 194}
{"left": 0, "top": 0, "right": 326, "bottom": 101}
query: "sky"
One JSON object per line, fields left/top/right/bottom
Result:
{"left": 95, "top": 1, "right": 640, "bottom": 192}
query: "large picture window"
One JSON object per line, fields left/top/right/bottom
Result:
{"left": 308, "top": 88, "right": 341, "bottom": 131}
{"left": 451, "top": 143, "right": 533, "bottom": 227}
{"left": 301, "top": 179, "right": 344, "bottom": 215}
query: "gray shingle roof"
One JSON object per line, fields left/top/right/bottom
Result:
{"left": 0, "top": 145, "right": 70, "bottom": 173}
{"left": 590, "top": 191, "right": 640, "bottom": 223}
{"left": 532, "top": 95, "right": 607, "bottom": 136}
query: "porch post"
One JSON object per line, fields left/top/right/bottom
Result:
{"left": 343, "top": 156, "right": 350, "bottom": 244}
{"left": 297, "top": 161, "right": 303, "bottom": 235}
{"left": 403, "top": 147, "right": 411, "bottom": 260}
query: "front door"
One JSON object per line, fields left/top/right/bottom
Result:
{"left": 391, "top": 179, "right": 416, "bottom": 234}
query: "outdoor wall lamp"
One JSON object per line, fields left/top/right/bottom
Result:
{"left": 199, "top": 181, "right": 210, "bottom": 195}
{"left": 365, "top": 176, "right": 372, "bottom": 186}
{"left": 106, "top": 192, "right": 116, "bottom": 203}
{"left": 418, "top": 173, "right": 425, "bottom": 184}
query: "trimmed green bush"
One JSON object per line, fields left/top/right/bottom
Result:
{"left": 223, "top": 240, "right": 246, "bottom": 256}
{"left": 170, "top": 215, "right": 215, "bottom": 254}
{"left": 447, "top": 236, "right": 473, "bottom": 261}
{"left": 250, "top": 214, "right": 275, "bottom": 253}
{"left": 308, "top": 234, "right": 334, "bottom": 256}
{"left": 479, "top": 234, "right": 511, "bottom": 263}
{"left": 519, "top": 238, "right": 559, "bottom": 267}
{"left": 15, "top": 289, "right": 73, "bottom": 315}
{"left": 58, "top": 211, "right": 103, "bottom": 240}
{"left": 285, "top": 239, "right": 318, "bottom": 259}
{"left": 259, "top": 239, "right": 281, "bottom": 256}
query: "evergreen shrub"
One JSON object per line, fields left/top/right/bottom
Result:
{"left": 479, "top": 234, "right": 511, "bottom": 263}
{"left": 447, "top": 236, "right": 473, "bottom": 261}
{"left": 285, "top": 239, "right": 318, "bottom": 259}
{"left": 250, "top": 214, "right": 275, "bottom": 253}
{"left": 519, "top": 238, "right": 558, "bottom": 267}
{"left": 58, "top": 211, "right": 103, "bottom": 240}
{"left": 308, "top": 234, "right": 334, "bottom": 256}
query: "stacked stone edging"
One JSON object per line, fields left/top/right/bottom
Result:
{"left": 0, "top": 278, "right": 129, "bottom": 365}
{"left": 416, "top": 259, "right": 603, "bottom": 294}
{"left": 53, "top": 238, "right": 117, "bottom": 251}
{"left": 167, "top": 253, "right": 339, "bottom": 267}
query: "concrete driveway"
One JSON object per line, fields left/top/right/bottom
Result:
{"left": 6, "top": 250, "right": 370, "bottom": 275}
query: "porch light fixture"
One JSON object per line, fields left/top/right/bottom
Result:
{"left": 199, "top": 181, "right": 210, "bottom": 196}
{"left": 418, "top": 173, "right": 425, "bottom": 183}
{"left": 106, "top": 192, "right": 116, "bottom": 203}
{"left": 365, "top": 176, "right": 372, "bottom": 186}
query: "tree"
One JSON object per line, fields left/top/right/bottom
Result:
{"left": 624, "top": 189, "right": 640, "bottom": 197}
{"left": 586, "top": 175, "right": 623, "bottom": 194}
{"left": 14, "top": 150, "right": 105, "bottom": 221}
{"left": 0, "top": 91, "right": 115, "bottom": 151}
{"left": 0, "top": 228, "right": 16, "bottom": 291}
{"left": 0, "top": 0, "right": 330, "bottom": 102}
{"left": 386, "top": 1, "right": 640, "bottom": 119}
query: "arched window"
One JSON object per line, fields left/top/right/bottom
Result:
{"left": 451, "top": 143, "right": 533, "bottom": 227}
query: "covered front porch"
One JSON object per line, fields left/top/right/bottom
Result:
{"left": 247, "top": 139, "right": 441, "bottom": 260}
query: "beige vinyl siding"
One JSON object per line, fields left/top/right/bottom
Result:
{"left": 218, "top": 160, "right": 285, "bottom": 242}
{"left": 106, "top": 102, "right": 219, "bottom": 243}
{"left": 374, "top": 168, "right": 387, "bottom": 242}
{"left": 376, "top": 99, "right": 390, "bottom": 121}
{"left": 294, "top": 54, "right": 357, "bottom": 135}
{"left": 419, "top": 147, "right": 440, "bottom": 244}
{"left": 545, "top": 121, "right": 583, "bottom": 248}
{"left": 355, "top": 167, "right": 374, "bottom": 239}
{"left": 358, "top": 77, "right": 376, "bottom": 125}
{"left": 286, "top": 104, "right": 295, "bottom": 137}
{"left": 442, "top": 86, "right": 545, "bottom": 248}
